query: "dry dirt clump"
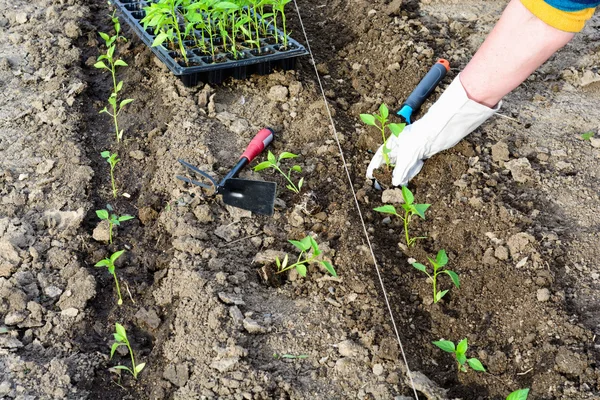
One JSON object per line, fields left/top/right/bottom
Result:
{"left": 1, "top": 0, "right": 600, "bottom": 399}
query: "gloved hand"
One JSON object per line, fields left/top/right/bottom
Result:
{"left": 366, "top": 75, "right": 501, "bottom": 186}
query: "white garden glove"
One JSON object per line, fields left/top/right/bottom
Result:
{"left": 366, "top": 74, "right": 501, "bottom": 186}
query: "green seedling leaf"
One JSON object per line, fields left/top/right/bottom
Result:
{"left": 94, "top": 61, "right": 108, "bottom": 69}
{"left": 96, "top": 209, "right": 109, "bottom": 220}
{"left": 299, "top": 236, "right": 313, "bottom": 251}
{"left": 113, "top": 333, "right": 125, "bottom": 343}
{"left": 291, "top": 165, "right": 302, "bottom": 172}
{"left": 435, "top": 289, "right": 449, "bottom": 302}
{"left": 456, "top": 353, "right": 467, "bottom": 366}
{"left": 253, "top": 161, "right": 273, "bottom": 172}
{"left": 289, "top": 240, "right": 309, "bottom": 252}
{"left": 114, "top": 59, "right": 128, "bottom": 67}
{"left": 110, "top": 250, "right": 125, "bottom": 263}
{"left": 467, "top": 358, "right": 486, "bottom": 372}
{"left": 110, "top": 342, "right": 120, "bottom": 358}
{"left": 506, "top": 389, "right": 530, "bottom": 400}
{"left": 95, "top": 259, "right": 111, "bottom": 267}
{"left": 275, "top": 257, "right": 281, "bottom": 268}
{"left": 413, "top": 203, "right": 430, "bottom": 219}
{"left": 308, "top": 236, "right": 319, "bottom": 253}
{"left": 401, "top": 186, "right": 414, "bottom": 205}
{"left": 99, "top": 32, "right": 110, "bottom": 42}
{"left": 296, "top": 264, "right": 307, "bottom": 277}
{"left": 373, "top": 205, "right": 397, "bottom": 215}
{"left": 118, "top": 215, "right": 134, "bottom": 222}
{"left": 108, "top": 265, "right": 115, "bottom": 275}
{"left": 388, "top": 123, "right": 405, "bottom": 137}
{"left": 412, "top": 263, "right": 427, "bottom": 273}
{"left": 444, "top": 270, "right": 460, "bottom": 288}
{"left": 120, "top": 99, "right": 134, "bottom": 108}
{"left": 432, "top": 340, "right": 455, "bottom": 353}
{"left": 135, "top": 363, "right": 146, "bottom": 374}
{"left": 436, "top": 249, "right": 448, "bottom": 266}
{"left": 321, "top": 261, "right": 337, "bottom": 277}
{"left": 279, "top": 152, "right": 298, "bottom": 160}
{"left": 456, "top": 338, "right": 468, "bottom": 355}
{"left": 581, "top": 132, "right": 595, "bottom": 141}
{"left": 114, "top": 365, "right": 134, "bottom": 373}
{"left": 101, "top": 151, "right": 110, "bottom": 158}
{"left": 379, "top": 103, "right": 389, "bottom": 119}
{"left": 152, "top": 31, "right": 170, "bottom": 47}
{"left": 115, "top": 323, "right": 127, "bottom": 340}
{"left": 267, "top": 151, "right": 276, "bottom": 164}
{"left": 116, "top": 81, "right": 123, "bottom": 92}
{"left": 297, "top": 177, "right": 304, "bottom": 191}
{"left": 99, "top": 107, "right": 108, "bottom": 114}
{"left": 281, "top": 254, "right": 288, "bottom": 270}
{"left": 360, "top": 114, "right": 376, "bottom": 126}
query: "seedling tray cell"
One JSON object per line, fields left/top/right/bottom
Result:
{"left": 113, "top": 0, "right": 308, "bottom": 86}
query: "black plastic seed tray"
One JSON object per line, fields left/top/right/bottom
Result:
{"left": 113, "top": 0, "right": 308, "bottom": 86}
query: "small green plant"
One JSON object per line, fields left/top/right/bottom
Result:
{"left": 110, "top": 323, "right": 145, "bottom": 379}
{"left": 507, "top": 389, "right": 530, "bottom": 400}
{"left": 101, "top": 151, "right": 120, "bottom": 198}
{"left": 254, "top": 151, "right": 304, "bottom": 194}
{"left": 273, "top": 353, "right": 309, "bottom": 360}
{"left": 412, "top": 249, "right": 459, "bottom": 303}
{"left": 432, "top": 338, "right": 485, "bottom": 373}
{"left": 360, "top": 104, "right": 405, "bottom": 167}
{"left": 95, "top": 250, "right": 125, "bottom": 305}
{"left": 374, "top": 186, "right": 430, "bottom": 247}
{"left": 276, "top": 236, "right": 337, "bottom": 278}
{"left": 581, "top": 131, "right": 595, "bottom": 141}
{"left": 95, "top": 11, "right": 134, "bottom": 143}
{"left": 96, "top": 205, "right": 135, "bottom": 244}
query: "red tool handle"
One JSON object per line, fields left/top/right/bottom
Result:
{"left": 240, "top": 128, "right": 274, "bottom": 162}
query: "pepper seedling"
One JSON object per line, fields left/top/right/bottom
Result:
{"left": 95, "top": 250, "right": 125, "bottom": 305}
{"left": 95, "top": 11, "right": 134, "bottom": 143}
{"left": 507, "top": 389, "right": 530, "bottom": 400}
{"left": 110, "top": 323, "right": 145, "bottom": 379}
{"left": 374, "top": 186, "right": 430, "bottom": 247}
{"left": 412, "top": 249, "right": 459, "bottom": 303}
{"left": 432, "top": 338, "right": 485, "bottom": 373}
{"left": 360, "top": 104, "right": 405, "bottom": 168}
{"left": 276, "top": 235, "right": 337, "bottom": 278}
{"left": 96, "top": 204, "right": 135, "bottom": 244}
{"left": 101, "top": 151, "right": 120, "bottom": 199}
{"left": 581, "top": 131, "right": 595, "bottom": 141}
{"left": 254, "top": 151, "right": 304, "bottom": 194}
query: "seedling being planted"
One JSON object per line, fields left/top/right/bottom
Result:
{"left": 432, "top": 338, "right": 485, "bottom": 373}
{"left": 412, "top": 249, "right": 459, "bottom": 303}
{"left": 110, "top": 323, "right": 145, "bottom": 379}
{"left": 95, "top": 250, "right": 125, "bottom": 305}
{"left": 101, "top": 151, "right": 120, "bottom": 198}
{"left": 374, "top": 186, "right": 430, "bottom": 247}
{"left": 254, "top": 151, "right": 304, "bottom": 194}
{"left": 96, "top": 204, "right": 135, "bottom": 244}
{"left": 276, "top": 235, "right": 337, "bottom": 278}
{"left": 507, "top": 389, "right": 530, "bottom": 400}
{"left": 360, "top": 104, "right": 405, "bottom": 168}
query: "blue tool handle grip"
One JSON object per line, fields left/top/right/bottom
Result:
{"left": 398, "top": 59, "right": 450, "bottom": 122}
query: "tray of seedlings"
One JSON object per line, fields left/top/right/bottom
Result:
{"left": 113, "top": 0, "right": 308, "bottom": 85}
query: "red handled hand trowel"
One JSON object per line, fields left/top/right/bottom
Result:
{"left": 177, "top": 128, "right": 277, "bottom": 216}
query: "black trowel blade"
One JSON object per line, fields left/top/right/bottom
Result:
{"left": 220, "top": 178, "right": 277, "bottom": 216}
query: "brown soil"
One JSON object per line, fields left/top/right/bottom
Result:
{"left": 1, "top": 0, "right": 600, "bottom": 399}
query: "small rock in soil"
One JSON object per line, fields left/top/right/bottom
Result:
{"left": 14, "top": 12, "right": 28, "bottom": 24}
{"left": 555, "top": 348, "right": 587, "bottom": 376}
{"left": 381, "top": 188, "right": 404, "bottom": 204}
{"left": 230, "top": 118, "right": 249, "bottom": 135}
{"left": 537, "top": 288, "right": 551, "bottom": 302}
{"left": 92, "top": 220, "right": 110, "bottom": 243}
{"left": 4, "top": 311, "right": 26, "bottom": 326}
{"left": 229, "top": 306, "right": 244, "bottom": 327}
{"left": 194, "top": 204, "right": 213, "bottom": 223}
{"left": 267, "top": 85, "right": 289, "bottom": 102}
{"left": 337, "top": 339, "right": 366, "bottom": 358}
{"left": 0, "top": 240, "right": 21, "bottom": 277}
{"left": 334, "top": 357, "right": 354, "bottom": 374}
{"left": 505, "top": 158, "right": 535, "bottom": 183}
{"left": 372, "top": 364, "right": 384, "bottom": 376}
{"left": 225, "top": 204, "right": 252, "bottom": 221}
{"left": 218, "top": 292, "right": 245, "bottom": 306}
{"left": 44, "top": 285, "right": 63, "bottom": 298}
{"left": 494, "top": 246, "right": 509, "bottom": 260}
{"left": 163, "top": 363, "right": 189, "bottom": 387}
{"left": 253, "top": 249, "right": 286, "bottom": 265}
{"left": 135, "top": 307, "right": 161, "bottom": 330}
{"left": 36, "top": 159, "right": 55, "bottom": 175}
{"left": 386, "top": 0, "right": 403, "bottom": 16}
{"left": 129, "top": 150, "right": 145, "bottom": 160}
{"left": 215, "top": 224, "right": 240, "bottom": 242}
{"left": 138, "top": 207, "right": 159, "bottom": 225}
{"left": 491, "top": 141, "right": 510, "bottom": 163}
{"left": 210, "top": 357, "right": 239, "bottom": 373}
{"left": 243, "top": 318, "right": 266, "bottom": 334}
{"left": 590, "top": 137, "right": 600, "bottom": 148}
{"left": 61, "top": 308, "right": 79, "bottom": 317}
{"left": 507, "top": 232, "right": 535, "bottom": 257}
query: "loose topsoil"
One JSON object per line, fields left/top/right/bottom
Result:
{"left": 1, "top": 0, "right": 600, "bottom": 399}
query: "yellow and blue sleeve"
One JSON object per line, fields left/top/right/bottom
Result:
{"left": 520, "top": 0, "right": 598, "bottom": 32}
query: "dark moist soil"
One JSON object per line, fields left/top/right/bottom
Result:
{"left": 2, "top": 0, "right": 600, "bottom": 399}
